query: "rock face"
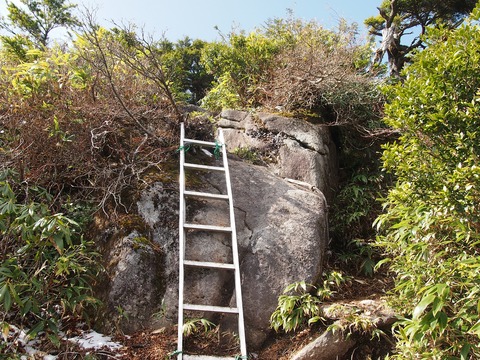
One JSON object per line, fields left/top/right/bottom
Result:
{"left": 219, "top": 159, "right": 328, "bottom": 348}
{"left": 95, "top": 229, "right": 166, "bottom": 334}
{"left": 94, "top": 183, "right": 179, "bottom": 334}
{"left": 153, "top": 158, "right": 328, "bottom": 349}
{"left": 218, "top": 110, "right": 338, "bottom": 202}
{"left": 234, "top": 160, "right": 328, "bottom": 346}
{"left": 94, "top": 111, "right": 337, "bottom": 350}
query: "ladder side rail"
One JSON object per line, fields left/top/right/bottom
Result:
{"left": 218, "top": 129, "right": 248, "bottom": 357}
{"left": 177, "top": 122, "right": 187, "bottom": 360}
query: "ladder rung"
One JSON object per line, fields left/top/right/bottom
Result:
{"left": 184, "top": 260, "right": 235, "bottom": 270}
{"left": 184, "top": 163, "right": 225, "bottom": 172}
{"left": 183, "top": 355, "right": 236, "bottom": 360}
{"left": 183, "top": 304, "right": 239, "bottom": 314}
{"left": 184, "top": 223, "right": 232, "bottom": 232}
{"left": 183, "top": 138, "right": 219, "bottom": 147}
{"left": 184, "top": 190, "right": 229, "bottom": 200}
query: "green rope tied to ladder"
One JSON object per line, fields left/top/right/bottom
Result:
{"left": 167, "top": 349, "right": 182, "bottom": 358}
{"left": 214, "top": 141, "right": 223, "bottom": 160}
{"left": 177, "top": 141, "right": 222, "bottom": 159}
{"left": 176, "top": 144, "right": 191, "bottom": 153}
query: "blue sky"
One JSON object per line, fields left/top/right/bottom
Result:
{"left": 1, "top": 0, "right": 382, "bottom": 42}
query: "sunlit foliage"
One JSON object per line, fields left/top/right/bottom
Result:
{"left": 375, "top": 5, "right": 480, "bottom": 358}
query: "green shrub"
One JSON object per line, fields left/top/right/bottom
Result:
{"left": 0, "top": 169, "right": 100, "bottom": 343}
{"left": 330, "top": 167, "right": 389, "bottom": 277}
{"left": 270, "top": 281, "right": 323, "bottom": 333}
{"left": 375, "top": 5, "right": 480, "bottom": 358}
{"left": 232, "top": 147, "right": 260, "bottom": 164}
{"left": 331, "top": 171, "right": 385, "bottom": 238}
{"left": 201, "top": 31, "right": 281, "bottom": 110}
{"left": 200, "top": 13, "right": 381, "bottom": 134}
{"left": 270, "top": 272, "right": 349, "bottom": 332}
{"left": 183, "top": 318, "right": 216, "bottom": 337}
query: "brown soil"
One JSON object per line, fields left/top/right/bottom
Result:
{"left": 118, "top": 325, "right": 323, "bottom": 360}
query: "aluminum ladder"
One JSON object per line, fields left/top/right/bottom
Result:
{"left": 177, "top": 122, "right": 247, "bottom": 360}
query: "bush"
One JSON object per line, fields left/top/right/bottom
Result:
{"left": 261, "top": 19, "right": 376, "bottom": 121}
{"left": 0, "top": 169, "right": 100, "bottom": 346}
{"left": 375, "top": 5, "right": 480, "bottom": 358}
{"left": 201, "top": 31, "right": 281, "bottom": 110}
{"left": 270, "top": 272, "right": 349, "bottom": 332}
{"left": 201, "top": 15, "right": 383, "bottom": 135}
{"left": 0, "top": 30, "right": 180, "bottom": 213}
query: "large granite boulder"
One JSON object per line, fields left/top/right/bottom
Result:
{"left": 117, "top": 157, "right": 328, "bottom": 349}
{"left": 93, "top": 113, "right": 332, "bottom": 350}
{"left": 227, "top": 159, "right": 328, "bottom": 347}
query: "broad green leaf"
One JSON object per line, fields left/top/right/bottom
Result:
{"left": 432, "top": 297, "right": 443, "bottom": 317}
{"left": 0, "top": 285, "right": 7, "bottom": 302}
{"left": 21, "top": 299, "right": 32, "bottom": 317}
{"left": 460, "top": 344, "right": 471, "bottom": 360}
{"left": 2, "top": 288, "right": 11, "bottom": 312}
{"left": 374, "top": 257, "right": 391, "bottom": 271}
{"left": 47, "top": 333, "right": 61, "bottom": 348}
{"left": 8, "top": 283, "right": 22, "bottom": 307}
{"left": 413, "top": 294, "right": 435, "bottom": 319}
{"left": 53, "top": 233, "right": 64, "bottom": 253}
{"left": 438, "top": 312, "right": 448, "bottom": 333}
{"left": 469, "top": 321, "right": 480, "bottom": 336}
{"left": 27, "top": 321, "right": 45, "bottom": 338}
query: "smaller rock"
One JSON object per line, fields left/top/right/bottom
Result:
{"left": 220, "top": 109, "right": 249, "bottom": 124}
{"left": 320, "top": 298, "right": 396, "bottom": 326}
{"left": 291, "top": 299, "right": 396, "bottom": 360}
{"left": 290, "top": 325, "right": 356, "bottom": 360}
{"left": 216, "top": 110, "right": 338, "bottom": 202}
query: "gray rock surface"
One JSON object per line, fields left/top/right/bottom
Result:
{"left": 290, "top": 325, "right": 356, "bottom": 360}
{"left": 147, "top": 157, "right": 328, "bottom": 349}
{"left": 218, "top": 109, "right": 338, "bottom": 201}
{"left": 95, "top": 230, "right": 165, "bottom": 334}
{"left": 228, "top": 159, "right": 328, "bottom": 348}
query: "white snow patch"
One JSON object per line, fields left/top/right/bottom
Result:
{"left": 20, "top": 343, "right": 58, "bottom": 360}
{"left": 8, "top": 324, "right": 122, "bottom": 359}
{"left": 9, "top": 325, "right": 29, "bottom": 346}
{"left": 10, "top": 326, "right": 57, "bottom": 360}
{"left": 68, "top": 330, "right": 123, "bottom": 351}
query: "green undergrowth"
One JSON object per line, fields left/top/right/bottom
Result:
{"left": 374, "top": 7, "right": 480, "bottom": 358}
{"left": 0, "top": 169, "right": 101, "bottom": 354}
{"left": 270, "top": 271, "right": 350, "bottom": 333}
